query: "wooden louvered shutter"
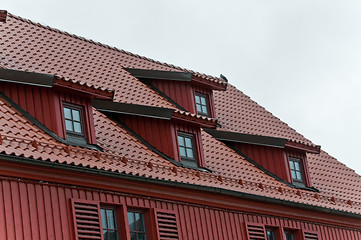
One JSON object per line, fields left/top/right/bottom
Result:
{"left": 304, "top": 231, "right": 318, "bottom": 240}
{"left": 245, "top": 222, "right": 266, "bottom": 240}
{"left": 71, "top": 199, "right": 102, "bottom": 240}
{"left": 155, "top": 210, "right": 179, "bottom": 240}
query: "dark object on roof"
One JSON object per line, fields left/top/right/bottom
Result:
{"left": 93, "top": 99, "right": 174, "bottom": 120}
{"left": 125, "top": 68, "right": 192, "bottom": 81}
{"left": 220, "top": 74, "right": 228, "bottom": 83}
{"left": 0, "top": 68, "right": 54, "bottom": 87}
{"left": 0, "top": 10, "right": 7, "bottom": 23}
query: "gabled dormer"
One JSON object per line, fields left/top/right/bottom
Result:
{"left": 125, "top": 68, "right": 227, "bottom": 118}
{"left": 93, "top": 99, "right": 216, "bottom": 170}
{"left": 205, "top": 129, "right": 321, "bottom": 189}
{"left": 0, "top": 68, "right": 113, "bottom": 148}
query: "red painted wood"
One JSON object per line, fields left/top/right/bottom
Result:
{"left": 232, "top": 143, "right": 313, "bottom": 187}
{"left": 0, "top": 163, "right": 359, "bottom": 240}
{"left": 149, "top": 79, "right": 216, "bottom": 118}
{"left": 0, "top": 83, "right": 97, "bottom": 144}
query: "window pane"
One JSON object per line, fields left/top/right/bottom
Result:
{"left": 136, "top": 213, "right": 145, "bottom": 232}
{"left": 285, "top": 232, "right": 294, "bottom": 240}
{"left": 101, "top": 209, "right": 107, "bottom": 228}
{"left": 128, "top": 212, "right": 135, "bottom": 231}
{"left": 202, "top": 105, "right": 208, "bottom": 114}
{"left": 72, "top": 109, "right": 80, "bottom": 121}
{"left": 290, "top": 161, "right": 295, "bottom": 170}
{"left": 178, "top": 136, "right": 184, "bottom": 147}
{"left": 109, "top": 231, "right": 118, "bottom": 240}
{"left": 100, "top": 209, "right": 107, "bottom": 228}
{"left": 73, "top": 122, "right": 82, "bottom": 133}
{"left": 294, "top": 162, "right": 300, "bottom": 170}
{"left": 103, "top": 230, "right": 108, "bottom": 240}
{"left": 64, "top": 107, "right": 71, "bottom": 119}
{"left": 186, "top": 148, "right": 194, "bottom": 158}
{"left": 179, "top": 147, "right": 186, "bottom": 157}
{"left": 65, "top": 120, "right": 73, "bottom": 131}
{"left": 296, "top": 171, "right": 302, "bottom": 180}
{"left": 107, "top": 209, "right": 115, "bottom": 229}
{"left": 266, "top": 229, "right": 275, "bottom": 240}
{"left": 196, "top": 104, "right": 202, "bottom": 113}
{"left": 291, "top": 171, "right": 296, "bottom": 179}
{"left": 201, "top": 97, "right": 206, "bottom": 105}
{"left": 195, "top": 95, "right": 200, "bottom": 104}
{"left": 185, "top": 137, "right": 192, "bottom": 148}
{"left": 130, "top": 232, "right": 137, "bottom": 240}
{"left": 138, "top": 233, "right": 146, "bottom": 240}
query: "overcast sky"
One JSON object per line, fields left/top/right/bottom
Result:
{"left": 3, "top": 0, "right": 361, "bottom": 175}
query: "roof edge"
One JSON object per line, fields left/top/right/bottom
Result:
{"left": 1, "top": 153, "right": 360, "bottom": 220}
{"left": 93, "top": 99, "right": 174, "bottom": 120}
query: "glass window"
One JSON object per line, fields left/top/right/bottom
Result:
{"left": 177, "top": 133, "right": 195, "bottom": 161}
{"left": 195, "top": 92, "right": 209, "bottom": 116}
{"left": 266, "top": 228, "right": 276, "bottom": 240}
{"left": 101, "top": 207, "right": 119, "bottom": 240}
{"left": 284, "top": 230, "right": 295, "bottom": 240}
{"left": 63, "top": 104, "right": 83, "bottom": 134}
{"left": 127, "top": 211, "right": 146, "bottom": 240}
{"left": 289, "top": 157, "right": 303, "bottom": 182}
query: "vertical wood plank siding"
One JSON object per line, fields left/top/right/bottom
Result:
{"left": 233, "top": 143, "right": 290, "bottom": 182}
{"left": 149, "top": 79, "right": 215, "bottom": 117}
{"left": 120, "top": 116, "right": 204, "bottom": 164}
{"left": 0, "top": 177, "right": 359, "bottom": 240}
{"left": 0, "top": 82, "right": 97, "bottom": 144}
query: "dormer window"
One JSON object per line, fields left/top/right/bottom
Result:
{"left": 289, "top": 157, "right": 304, "bottom": 184}
{"left": 195, "top": 92, "right": 209, "bottom": 116}
{"left": 177, "top": 132, "right": 196, "bottom": 162}
{"left": 63, "top": 104, "right": 84, "bottom": 136}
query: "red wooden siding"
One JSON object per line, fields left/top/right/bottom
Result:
{"left": 0, "top": 82, "right": 96, "bottom": 144}
{"left": 120, "top": 115, "right": 205, "bottom": 166}
{"left": 232, "top": 143, "right": 312, "bottom": 187}
{"left": 0, "top": 176, "right": 359, "bottom": 240}
{"left": 121, "top": 115, "right": 175, "bottom": 159}
{"left": 149, "top": 79, "right": 215, "bottom": 117}
{"left": 232, "top": 142, "right": 290, "bottom": 182}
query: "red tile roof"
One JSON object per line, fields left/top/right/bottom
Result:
{"left": 0, "top": 12, "right": 360, "bottom": 215}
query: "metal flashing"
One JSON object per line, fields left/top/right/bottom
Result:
{"left": 126, "top": 68, "right": 192, "bottom": 81}
{"left": 205, "top": 129, "right": 288, "bottom": 148}
{"left": 93, "top": 99, "right": 174, "bottom": 120}
{"left": 0, "top": 68, "right": 54, "bottom": 87}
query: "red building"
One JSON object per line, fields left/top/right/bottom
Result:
{"left": 0, "top": 10, "right": 360, "bottom": 240}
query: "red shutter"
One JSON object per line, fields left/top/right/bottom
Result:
{"left": 304, "top": 231, "right": 318, "bottom": 240}
{"left": 155, "top": 210, "right": 179, "bottom": 240}
{"left": 71, "top": 199, "right": 103, "bottom": 240}
{"left": 245, "top": 222, "right": 266, "bottom": 240}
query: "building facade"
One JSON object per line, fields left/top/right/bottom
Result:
{"left": 0, "top": 10, "right": 360, "bottom": 240}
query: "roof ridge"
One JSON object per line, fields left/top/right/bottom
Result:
{"left": 7, "top": 12, "right": 221, "bottom": 83}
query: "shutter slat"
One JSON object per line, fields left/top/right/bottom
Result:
{"left": 304, "top": 232, "right": 318, "bottom": 240}
{"left": 246, "top": 223, "right": 266, "bottom": 240}
{"left": 156, "top": 211, "right": 179, "bottom": 240}
{"left": 72, "top": 200, "right": 102, "bottom": 240}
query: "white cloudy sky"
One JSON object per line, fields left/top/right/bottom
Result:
{"left": 3, "top": 0, "right": 361, "bottom": 175}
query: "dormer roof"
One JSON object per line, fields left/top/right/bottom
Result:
{"left": 0, "top": 68, "right": 114, "bottom": 99}
{"left": 0, "top": 11, "right": 360, "bottom": 217}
